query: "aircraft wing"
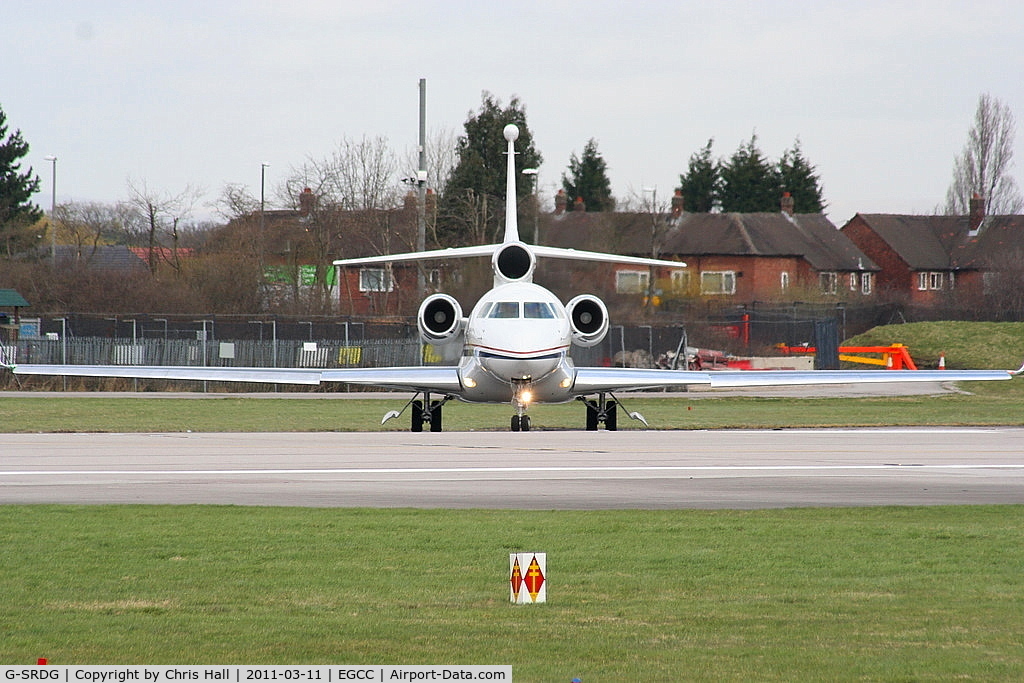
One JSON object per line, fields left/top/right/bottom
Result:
{"left": 571, "top": 367, "right": 1015, "bottom": 395}
{"left": 333, "top": 245, "right": 496, "bottom": 267}
{"left": 319, "top": 366, "right": 463, "bottom": 393}
{"left": 532, "top": 245, "right": 685, "bottom": 269}
{"left": 9, "top": 363, "right": 465, "bottom": 394}
{"left": 9, "top": 364, "right": 325, "bottom": 385}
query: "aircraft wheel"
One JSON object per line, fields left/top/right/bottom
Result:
{"left": 511, "top": 415, "right": 521, "bottom": 432}
{"left": 411, "top": 400, "right": 424, "bottom": 432}
{"left": 521, "top": 415, "right": 531, "bottom": 432}
{"left": 605, "top": 401, "right": 618, "bottom": 431}
{"left": 429, "top": 400, "right": 443, "bottom": 432}
{"left": 585, "top": 403, "right": 598, "bottom": 431}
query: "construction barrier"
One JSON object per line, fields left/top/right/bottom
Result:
{"left": 776, "top": 343, "right": 918, "bottom": 370}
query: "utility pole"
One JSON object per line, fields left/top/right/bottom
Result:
{"left": 417, "top": 78, "right": 427, "bottom": 298}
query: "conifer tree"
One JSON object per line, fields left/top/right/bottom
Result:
{"left": 677, "top": 139, "right": 718, "bottom": 212}
{"left": 438, "top": 93, "right": 542, "bottom": 246}
{"left": 561, "top": 138, "right": 615, "bottom": 212}
{"left": 778, "top": 139, "right": 825, "bottom": 213}
{"left": 718, "top": 134, "right": 780, "bottom": 212}
{"left": 0, "top": 105, "right": 43, "bottom": 257}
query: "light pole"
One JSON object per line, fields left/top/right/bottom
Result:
{"left": 260, "top": 162, "right": 270, "bottom": 270}
{"left": 522, "top": 168, "right": 538, "bottom": 244}
{"left": 45, "top": 156, "right": 57, "bottom": 267}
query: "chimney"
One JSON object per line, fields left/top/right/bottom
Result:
{"left": 573, "top": 196, "right": 586, "bottom": 212}
{"left": 969, "top": 193, "right": 986, "bottom": 233}
{"left": 299, "top": 187, "right": 315, "bottom": 217}
{"left": 403, "top": 190, "right": 417, "bottom": 212}
{"left": 425, "top": 187, "right": 436, "bottom": 217}
{"left": 780, "top": 191, "right": 795, "bottom": 215}
{"left": 555, "top": 189, "right": 567, "bottom": 215}
{"left": 671, "top": 189, "right": 685, "bottom": 218}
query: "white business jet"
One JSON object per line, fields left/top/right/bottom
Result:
{"left": 6, "top": 124, "right": 1020, "bottom": 431}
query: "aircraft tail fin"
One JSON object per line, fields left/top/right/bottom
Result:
{"left": 502, "top": 124, "right": 521, "bottom": 244}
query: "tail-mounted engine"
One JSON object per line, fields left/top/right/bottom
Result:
{"left": 418, "top": 294, "right": 465, "bottom": 344}
{"left": 565, "top": 294, "right": 609, "bottom": 347}
{"left": 492, "top": 242, "right": 536, "bottom": 285}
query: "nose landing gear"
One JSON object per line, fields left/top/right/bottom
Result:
{"left": 510, "top": 379, "right": 533, "bottom": 432}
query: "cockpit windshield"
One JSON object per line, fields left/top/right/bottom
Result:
{"left": 486, "top": 302, "right": 521, "bottom": 318}
{"left": 523, "top": 302, "right": 557, "bottom": 319}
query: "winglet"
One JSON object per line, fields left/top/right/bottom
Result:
{"left": 502, "top": 124, "right": 520, "bottom": 244}
{"left": 1011, "top": 361, "right": 1024, "bottom": 376}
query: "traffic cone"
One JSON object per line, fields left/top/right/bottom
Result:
{"left": 938, "top": 353, "right": 946, "bottom": 370}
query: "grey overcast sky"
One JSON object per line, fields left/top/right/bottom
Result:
{"left": 7, "top": 0, "right": 1024, "bottom": 225}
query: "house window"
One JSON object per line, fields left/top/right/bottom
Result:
{"left": 917, "top": 272, "right": 928, "bottom": 290}
{"left": 700, "top": 271, "right": 736, "bottom": 295}
{"left": 359, "top": 267, "right": 393, "bottom": 292}
{"left": 849, "top": 273, "right": 858, "bottom": 291}
{"left": 780, "top": 271, "right": 790, "bottom": 291}
{"left": 616, "top": 270, "right": 649, "bottom": 294}
{"left": 819, "top": 272, "right": 838, "bottom": 294}
{"left": 670, "top": 270, "right": 691, "bottom": 293}
{"left": 929, "top": 272, "right": 944, "bottom": 290}
{"left": 861, "top": 272, "right": 873, "bottom": 295}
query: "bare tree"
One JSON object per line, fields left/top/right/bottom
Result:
{"left": 125, "top": 178, "right": 203, "bottom": 273}
{"left": 277, "top": 136, "right": 403, "bottom": 313}
{"left": 215, "top": 183, "right": 260, "bottom": 221}
{"left": 945, "top": 93, "right": 1024, "bottom": 215}
{"left": 51, "top": 201, "right": 124, "bottom": 262}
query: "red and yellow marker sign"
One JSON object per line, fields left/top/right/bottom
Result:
{"left": 509, "top": 552, "right": 545, "bottom": 603}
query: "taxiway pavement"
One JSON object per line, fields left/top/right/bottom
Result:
{"left": 2, "top": 428, "right": 1022, "bottom": 509}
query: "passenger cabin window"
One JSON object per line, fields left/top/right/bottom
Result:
{"left": 488, "top": 302, "right": 520, "bottom": 318}
{"left": 523, "top": 302, "right": 556, "bottom": 319}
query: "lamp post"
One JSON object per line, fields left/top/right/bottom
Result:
{"left": 260, "top": 162, "right": 270, "bottom": 271}
{"left": 522, "top": 168, "right": 538, "bottom": 244}
{"left": 45, "top": 155, "right": 57, "bottom": 267}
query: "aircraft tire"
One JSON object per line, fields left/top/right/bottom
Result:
{"left": 430, "top": 400, "right": 443, "bottom": 432}
{"left": 585, "top": 403, "right": 598, "bottom": 431}
{"left": 521, "top": 415, "right": 531, "bottom": 432}
{"left": 605, "top": 401, "right": 618, "bottom": 431}
{"left": 411, "top": 400, "right": 424, "bottom": 432}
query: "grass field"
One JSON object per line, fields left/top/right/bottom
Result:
{"left": 3, "top": 321, "right": 1023, "bottom": 677}
{"left": 1, "top": 377, "right": 1023, "bottom": 432}
{"left": 3, "top": 505, "right": 1023, "bottom": 679}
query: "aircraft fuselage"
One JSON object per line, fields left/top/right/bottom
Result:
{"left": 457, "top": 281, "right": 576, "bottom": 405}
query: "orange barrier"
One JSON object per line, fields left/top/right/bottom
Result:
{"left": 776, "top": 343, "right": 918, "bottom": 370}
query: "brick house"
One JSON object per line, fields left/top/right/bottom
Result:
{"left": 229, "top": 189, "right": 424, "bottom": 315}
{"left": 839, "top": 195, "right": 1024, "bottom": 307}
{"left": 539, "top": 192, "right": 878, "bottom": 308}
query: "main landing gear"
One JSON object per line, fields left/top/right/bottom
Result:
{"left": 578, "top": 392, "right": 648, "bottom": 431}
{"left": 381, "top": 391, "right": 452, "bottom": 432}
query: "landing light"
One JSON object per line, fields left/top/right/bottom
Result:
{"left": 464, "top": 377, "right": 477, "bottom": 388}
{"left": 560, "top": 377, "right": 572, "bottom": 389}
{"left": 519, "top": 389, "right": 533, "bottom": 404}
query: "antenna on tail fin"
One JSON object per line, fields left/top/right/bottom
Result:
{"left": 503, "top": 124, "right": 520, "bottom": 244}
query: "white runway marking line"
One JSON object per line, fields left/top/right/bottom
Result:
{"left": 3, "top": 464, "right": 1024, "bottom": 476}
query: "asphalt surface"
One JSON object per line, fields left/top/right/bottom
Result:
{"left": 3, "top": 427, "right": 1022, "bottom": 509}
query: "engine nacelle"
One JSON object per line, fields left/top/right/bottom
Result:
{"left": 492, "top": 242, "right": 536, "bottom": 284}
{"left": 565, "top": 294, "right": 609, "bottom": 347}
{"left": 418, "top": 294, "right": 465, "bottom": 344}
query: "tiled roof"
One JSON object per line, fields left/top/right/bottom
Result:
{"left": 541, "top": 210, "right": 876, "bottom": 271}
{"left": 850, "top": 214, "right": 1024, "bottom": 270}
